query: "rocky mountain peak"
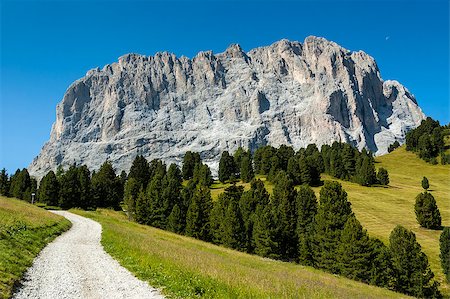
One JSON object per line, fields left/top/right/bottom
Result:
{"left": 29, "top": 37, "right": 425, "bottom": 178}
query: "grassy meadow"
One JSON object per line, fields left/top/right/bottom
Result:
{"left": 209, "top": 146, "right": 450, "bottom": 295}
{"left": 73, "top": 208, "right": 409, "bottom": 299}
{"left": 0, "top": 196, "right": 71, "bottom": 298}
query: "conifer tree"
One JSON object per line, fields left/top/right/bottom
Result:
{"left": 146, "top": 172, "right": 166, "bottom": 228}
{"left": 167, "top": 204, "right": 184, "bottom": 234}
{"left": 271, "top": 171, "right": 297, "bottom": 260}
{"left": 356, "top": 155, "right": 377, "bottom": 186}
{"left": 415, "top": 192, "right": 441, "bottom": 229}
{"left": 134, "top": 188, "right": 150, "bottom": 224}
{"left": 389, "top": 225, "right": 441, "bottom": 298}
{"left": 342, "top": 144, "right": 356, "bottom": 180}
{"left": 0, "top": 168, "right": 10, "bottom": 196}
{"left": 296, "top": 185, "right": 317, "bottom": 265}
{"left": 252, "top": 203, "right": 278, "bottom": 259}
{"left": 59, "top": 165, "right": 81, "bottom": 209}
{"left": 38, "top": 170, "right": 59, "bottom": 206}
{"left": 182, "top": 151, "right": 201, "bottom": 180}
{"left": 368, "top": 238, "right": 395, "bottom": 288}
{"left": 124, "top": 178, "right": 140, "bottom": 220}
{"left": 185, "top": 186, "right": 212, "bottom": 241}
{"left": 77, "top": 165, "right": 93, "bottom": 210}
{"left": 128, "top": 155, "right": 150, "bottom": 187}
{"left": 377, "top": 167, "right": 389, "bottom": 185}
{"left": 9, "top": 168, "right": 31, "bottom": 200}
{"left": 287, "top": 156, "right": 301, "bottom": 185}
{"left": 337, "top": 216, "right": 372, "bottom": 282}
{"left": 240, "top": 154, "right": 254, "bottom": 183}
{"left": 222, "top": 199, "right": 245, "bottom": 250}
{"left": 192, "top": 163, "right": 213, "bottom": 187}
{"left": 91, "top": 161, "right": 121, "bottom": 210}
{"left": 218, "top": 151, "right": 237, "bottom": 183}
{"left": 422, "top": 176, "right": 429, "bottom": 190}
{"left": 299, "top": 158, "right": 311, "bottom": 185}
{"left": 311, "top": 181, "right": 353, "bottom": 272}
{"left": 440, "top": 227, "right": 450, "bottom": 282}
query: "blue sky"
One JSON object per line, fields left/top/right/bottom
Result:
{"left": 1, "top": 0, "right": 449, "bottom": 174}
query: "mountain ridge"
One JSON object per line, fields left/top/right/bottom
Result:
{"left": 29, "top": 36, "right": 425, "bottom": 177}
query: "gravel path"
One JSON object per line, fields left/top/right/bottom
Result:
{"left": 13, "top": 211, "right": 164, "bottom": 299}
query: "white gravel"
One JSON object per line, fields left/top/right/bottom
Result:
{"left": 13, "top": 211, "right": 164, "bottom": 299}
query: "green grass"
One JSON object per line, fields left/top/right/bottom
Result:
{"left": 208, "top": 146, "right": 450, "bottom": 296}
{"left": 0, "top": 196, "right": 71, "bottom": 298}
{"left": 73, "top": 209, "right": 409, "bottom": 299}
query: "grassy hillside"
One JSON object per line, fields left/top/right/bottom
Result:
{"left": 210, "top": 146, "right": 450, "bottom": 295}
{"left": 0, "top": 197, "right": 71, "bottom": 298}
{"left": 73, "top": 209, "right": 409, "bottom": 299}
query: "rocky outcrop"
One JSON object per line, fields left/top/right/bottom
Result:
{"left": 29, "top": 36, "right": 425, "bottom": 178}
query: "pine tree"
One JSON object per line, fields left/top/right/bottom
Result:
{"left": 239, "top": 179, "right": 269, "bottom": 252}
{"left": 128, "top": 155, "right": 150, "bottom": 187}
{"left": 218, "top": 151, "right": 236, "bottom": 183}
{"left": 377, "top": 168, "right": 389, "bottom": 185}
{"left": 182, "top": 151, "right": 201, "bottom": 180}
{"left": 9, "top": 168, "right": 31, "bottom": 200}
{"left": 192, "top": 163, "right": 213, "bottom": 187}
{"left": 134, "top": 188, "right": 150, "bottom": 224}
{"left": 311, "top": 181, "right": 353, "bottom": 272}
{"left": 91, "top": 161, "right": 121, "bottom": 210}
{"left": 161, "top": 164, "right": 183, "bottom": 223}
{"left": 167, "top": 204, "right": 184, "bottom": 234}
{"left": 356, "top": 155, "right": 377, "bottom": 186}
{"left": 0, "top": 168, "right": 10, "bottom": 196}
{"left": 77, "top": 165, "right": 93, "bottom": 210}
{"left": 240, "top": 154, "right": 254, "bottom": 183}
{"left": 287, "top": 156, "right": 301, "bottom": 185}
{"left": 124, "top": 178, "right": 140, "bottom": 220}
{"left": 252, "top": 203, "right": 278, "bottom": 259}
{"left": 185, "top": 186, "right": 212, "bottom": 241}
{"left": 389, "top": 225, "right": 441, "bottom": 298}
{"left": 296, "top": 185, "right": 317, "bottom": 265}
{"left": 38, "top": 170, "right": 59, "bottom": 206}
{"left": 271, "top": 171, "right": 297, "bottom": 260}
{"left": 342, "top": 144, "right": 356, "bottom": 180}
{"left": 59, "top": 165, "right": 81, "bottom": 209}
{"left": 368, "top": 238, "right": 395, "bottom": 289}
{"left": 299, "top": 158, "right": 311, "bottom": 185}
{"left": 146, "top": 172, "right": 166, "bottom": 228}
{"left": 222, "top": 199, "right": 245, "bottom": 250}
{"left": 440, "top": 227, "right": 450, "bottom": 282}
{"left": 415, "top": 192, "right": 441, "bottom": 229}
{"left": 337, "top": 216, "right": 372, "bottom": 282}
{"left": 422, "top": 176, "right": 429, "bottom": 190}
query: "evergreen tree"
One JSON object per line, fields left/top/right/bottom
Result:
{"left": 240, "top": 154, "right": 254, "bottom": 183}
{"left": 167, "top": 204, "right": 184, "bottom": 234}
{"left": 124, "top": 178, "right": 140, "bottom": 220}
{"left": 287, "top": 156, "right": 301, "bottom": 185}
{"left": 185, "top": 186, "right": 212, "bottom": 241}
{"left": 9, "top": 168, "right": 31, "bottom": 200}
{"left": 161, "top": 164, "right": 183, "bottom": 224}
{"left": 252, "top": 203, "right": 278, "bottom": 259}
{"left": 38, "top": 170, "right": 59, "bottom": 206}
{"left": 218, "top": 151, "right": 237, "bottom": 183}
{"left": 134, "top": 188, "right": 150, "bottom": 224}
{"left": 368, "top": 238, "right": 395, "bottom": 289}
{"left": 239, "top": 179, "right": 269, "bottom": 252}
{"left": 415, "top": 192, "right": 441, "bottom": 229}
{"left": 389, "top": 225, "right": 441, "bottom": 298}
{"left": 91, "top": 161, "right": 121, "bottom": 210}
{"left": 388, "top": 141, "right": 400, "bottom": 153}
{"left": 299, "top": 158, "right": 311, "bottom": 185}
{"left": 337, "top": 216, "right": 372, "bottom": 282}
{"left": 182, "top": 151, "right": 201, "bottom": 180}
{"left": 222, "top": 199, "right": 245, "bottom": 250}
{"left": 422, "top": 176, "right": 429, "bottom": 190}
{"left": 192, "top": 163, "right": 213, "bottom": 187}
{"left": 233, "top": 147, "right": 246, "bottom": 177}
{"left": 342, "top": 144, "right": 356, "bottom": 180}
{"left": 440, "top": 227, "right": 450, "bottom": 282}
{"left": 77, "top": 165, "right": 93, "bottom": 210}
{"left": 146, "top": 172, "right": 166, "bottom": 228}
{"left": 311, "top": 181, "right": 353, "bottom": 272}
{"left": 296, "top": 185, "right": 317, "bottom": 265}
{"left": 271, "top": 171, "right": 297, "bottom": 260}
{"left": 377, "top": 168, "right": 389, "bottom": 185}
{"left": 356, "top": 155, "right": 377, "bottom": 186}
{"left": 0, "top": 168, "right": 10, "bottom": 196}
{"left": 128, "top": 155, "right": 150, "bottom": 187}
{"left": 59, "top": 165, "right": 81, "bottom": 209}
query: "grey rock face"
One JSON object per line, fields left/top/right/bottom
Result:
{"left": 29, "top": 36, "right": 425, "bottom": 178}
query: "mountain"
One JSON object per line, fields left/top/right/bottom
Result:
{"left": 29, "top": 36, "right": 425, "bottom": 178}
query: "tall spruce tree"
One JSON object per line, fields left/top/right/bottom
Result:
{"left": 252, "top": 203, "right": 278, "bottom": 258}
{"left": 128, "top": 155, "right": 150, "bottom": 187}
{"left": 218, "top": 151, "right": 237, "bottom": 183}
{"left": 440, "top": 227, "right": 450, "bottom": 282}
{"left": 296, "top": 185, "right": 317, "bottom": 265}
{"left": 356, "top": 154, "right": 377, "bottom": 186}
{"left": 337, "top": 216, "right": 372, "bottom": 282}
{"left": 182, "top": 151, "right": 201, "bottom": 180}
{"left": 389, "top": 225, "right": 441, "bottom": 298}
{"left": 0, "top": 168, "right": 10, "bottom": 196}
{"left": 38, "top": 170, "right": 59, "bottom": 206}
{"left": 167, "top": 204, "right": 184, "bottom": 234}
{"left": 77, "top": 165, "right": 93, "bottom": 210}
{"left": 222, "top": 199, "right": 245, "bottom": 250}
{"left": 124, "top": 178, "right": 140, "bottom": 220}
{"left": 9, "top": 168, "right": 31, "bottom": 200}
{"left": 146, "top": 172, "right": 166, "bottom": 228}
{"left": 134, "top": 188, "right": 150, "bottom": 224}
{"left": 185, "top": 186, "right": 212, "bottom": 241}
{"left": 240, "top": 154, "right": 254, "bottom": 183}
{"left": 59, "top": 165, "right": 81, "bottom": 209}
{"left": 271, "top": 171, "right": 297, "bottom": 260}
{"left": 311, "top": 181, "right": 353, "bottom": 272}
{"left": 415, "top": 192, "right": 441, "bottom": 229}
{"left": 91, "top": 161, "right": 121, "bottom": 210}
{"left": 192, "top": 163, "right": 213, "bottom": 187}
{"left": 368, "top": 238, "right": 395, "bottom": 289}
